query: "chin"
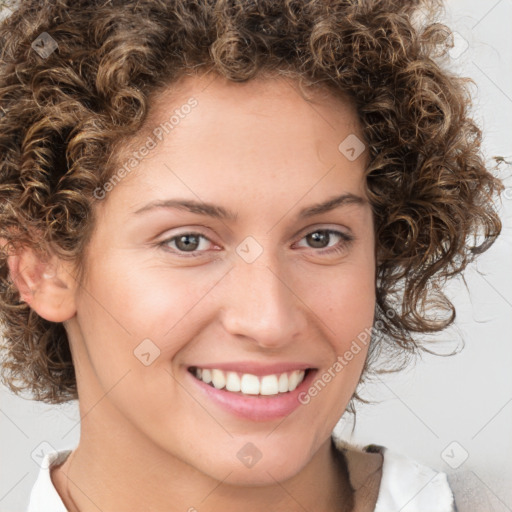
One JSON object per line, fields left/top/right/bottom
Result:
{"left": 193, "top": 449, "right": 307, "bottom": 487}
{"left": 221, "top": 463, "right": 303, "bottom": 487}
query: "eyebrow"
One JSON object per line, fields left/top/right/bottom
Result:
{"left": 299, "top": 193, "right": 365, "bottom": 217}
{"left": 132, "top": 192, "right": 365, "bottom": 220}
{"left": 133, "top": 198, "right": 238, "bottom": 221}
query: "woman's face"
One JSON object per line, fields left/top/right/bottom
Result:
{"left": 66, "top": 73, "right": 376, "bottom": 484}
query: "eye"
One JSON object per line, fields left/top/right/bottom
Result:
{"left": 160, "top": 232, "right": 215, "bottom": 254}
{"left": 294, "top": 229, "right": 353, "bottom": 254}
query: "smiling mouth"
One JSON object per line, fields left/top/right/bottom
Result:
{"left": 188, "top": 366, "right": 314, "bottom": 396}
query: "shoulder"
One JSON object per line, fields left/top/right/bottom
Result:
{"left": 446, "top": 470, "right": 500, "bottom": 512}
{"left": 27, "top": 448, "right": 72, "bottom": 512}
{"left": 332, "top": 436, "right": 456, "bottom": 512}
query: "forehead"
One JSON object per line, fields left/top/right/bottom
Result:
{"left": 100, "top": 72, "right": 368, "bottom": 218}
{"left": 145, "top": 72, "right": 363, "bottom": 143}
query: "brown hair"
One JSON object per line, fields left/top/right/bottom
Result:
{"left": 0, "top": 0, "right": 503, "bottom": 409}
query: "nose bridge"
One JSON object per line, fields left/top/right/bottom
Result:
{"left": 220, "top": 252, "right": 305, "bottom": 347}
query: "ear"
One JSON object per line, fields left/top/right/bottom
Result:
{"left": 0, "top": 238, "right": 77, "bottom": 322}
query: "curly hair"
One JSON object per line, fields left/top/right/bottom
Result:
{"left": 0, "top": 0, "right": 503, "bottom": 407}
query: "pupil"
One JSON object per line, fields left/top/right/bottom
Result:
{"left": 307, "top": 231, "right": 329, "bottom": 248}
{"left": 176, "top": 234, "right": 199, "bottom": 251}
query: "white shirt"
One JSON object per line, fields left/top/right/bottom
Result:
{"left": 26, "top": 438, "right": 455, "bottom": 512}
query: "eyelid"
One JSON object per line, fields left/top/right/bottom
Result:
{"left": 295, "top": 229, "right": 351, "bottom": 244}
{"left": 292, "top": 223, "right": 354, "bottom": 244}
{"left": 293, "top": 228, "right": 354, "bottom": 252}
{"left": 156, "top": 225, "right": 216, "bottom": 242}
{"left": 157, "top": 228, "right": 220, "bottom": 255}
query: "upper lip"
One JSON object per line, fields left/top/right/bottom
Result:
{"left": 188, "top": 362, "right": 316, "bottom": 376}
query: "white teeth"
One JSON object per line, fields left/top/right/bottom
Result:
{"left": 225, "top": 371, "right": 241, "bottom": 392}
{"left": 211, "top": 369, "right": 226, "bottom": 389}
{"left": 278, "top": 373, "right": 289, "bottom": 392}
{"left": 260, "top": 375, "right": 279, "bottom": 395}
{"left": 201, "top": 368, "right": 212, "bottom": 384}
{"left": 192, "top": 367, "right": 307, "bottom": 396}
{"left": 241, "top": 374, "right": 260, "bottom": 395}
{"left": 289, "top": 370, "right": 301, "bottom": 391}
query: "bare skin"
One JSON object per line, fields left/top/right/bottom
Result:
{"left": 10, "top": 73, "right": 380, "bottom": 511}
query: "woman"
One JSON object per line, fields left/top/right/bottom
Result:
{"left": 0, "top": 0, "right": 503, "bottom": 511}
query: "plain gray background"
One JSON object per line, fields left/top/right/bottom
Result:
{"left": 1, "top": 1, "right": 511, "bottom": 511}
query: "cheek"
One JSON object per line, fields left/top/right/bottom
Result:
{"left": 301, "top": 258, "right": 375, "bottom": 340}
{"left": 297, "top": 255, "right": 376, "bottom": 383}
{"left": 75, "top": 254, "right": 226, "bottom": 373}
{"left": 289, "top": 260, "right": 375, "bottom": 434}
{"left": 73, "top": 257, "right": 220, "bottom": 425}
{"left": 328, "top": 272, "right": 375, "bottom": 342}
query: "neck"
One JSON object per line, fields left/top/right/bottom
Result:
{"left": 51, "top": 424, "right": 354, "bottom": 512}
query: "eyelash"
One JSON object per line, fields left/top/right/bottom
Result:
{"left": 294, "top": 229, "right": 354, "bottom": 256}
{"left": 157, "top": 229, "right": 354, "bottom": 258}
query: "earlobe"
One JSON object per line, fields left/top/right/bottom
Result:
{"left": 2, "top": 241, "right": 77, "bottom": 323}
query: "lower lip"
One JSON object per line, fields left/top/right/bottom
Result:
{"left": 186, "top": 368, "right": 318, "bottom": 422}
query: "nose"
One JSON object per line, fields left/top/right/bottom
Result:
{"left": 219, "top": 258, "right": 308, "bottom": 350}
